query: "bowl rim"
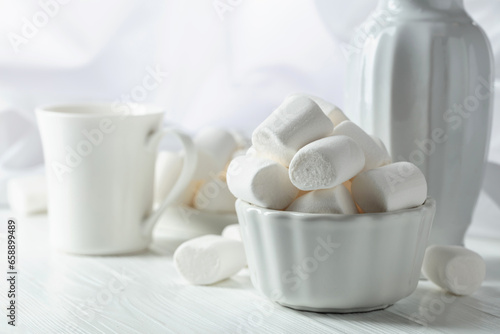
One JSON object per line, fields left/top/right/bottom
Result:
{"left": 236, "top": 196, "right": 435, "bottom": 219}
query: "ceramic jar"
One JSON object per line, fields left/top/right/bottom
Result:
{"left": 346, "top": 0, "right": 494, "bottom": 246}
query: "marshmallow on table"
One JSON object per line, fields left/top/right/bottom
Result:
{"left": 290, "top": 93, "right": 349, "bottom": 126}
{"left": 174, "top": 235, "right": 246, "bottom": 285}
{"left": 193, "top": 177, "right": 236, "bottom": 213}
{"left": 288, "top": 135, "right": 365, "bottom": 191}
{"left": 351, "top": 162, "right": 427, "bottom": 213}
{"left": 227, "top": 154, "right": 299, "bottom": 210}
{"left": 194, "top": 127, "right": 238, "bottom": 171}
{"left": 422, "top": 245, "right": 486, "bottom": 296}
{"left": 252, "top": 96, "right": 333, "bottom": 167}
{"left": 7, "top": 174, "right": 47, "bottom": 215}
{"left": 286, "top": 185, "right": 358, "bottom": 214}
{"left": 222, "top": 224, "right": 242, "bottom": 242}
{"left": 332, "top": 121, "right": 392, "bottom": 171}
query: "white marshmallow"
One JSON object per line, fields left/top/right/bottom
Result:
{"left": 229, "top": 130, "right": 251, "bottom": 150}
{"left": 246, "top": 146, "right": 257, "bottom": 156}
{"left": 344, "top": 180, "right": 364, "bottom": 213}
{"left": 231, "top": 149, "right": 247, "bottom": 160}
{"left": 370, "top": 134, "right": 392, "bottom": 165}
{"left": 180, "top": 149, "right": 224, "bottom": 206}
{"left": 194, "top": 127, "right": 239, "bottom": 171}
{"left": 227, "top": 154, "right": 299, "bottom": 210}
{"left": 192, "top": 149, "right": 222, "bottom": 181}
{"left": 288, "top": 135, "right": 365, "bottom": 191}
{"left": 174, "top": 235, "right": 246, "bottom": 285}
{"left": 286, "top": 185, "right": 358, "bottom": 214}
{"left": 221, "top": 224, "right": 242, "bottom": 242}
{"left": 252, "top": 96, "right": 333, "bottom": 166}
{"left": 332, "top": 121, "right": 391, "bottom": 171}
{"left": 422, "top": 245, "right": 486, "bottom": 296}
{"left": 343, "top": 180, "right": 352, "bottom": 193}
{"left": 193, "top": 177, "right": 236, "bottom": 213}
{"left": 155, "top": 151, "right": 184, "bottom": 204}
{"left": 7, "top": 174, "right": 47, "bottom": 214}
{"left": 291, "top": 94, "right": 349, "bottom": 126}
{"left": 351, "top": 162, "right": 427, "bottom": 213}
{"left": 155, "top": 149, "right": 221, "bottom": 206}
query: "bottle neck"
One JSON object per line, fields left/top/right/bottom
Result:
{"left": 377, "top": 0, "right": 468, "bottom": 21}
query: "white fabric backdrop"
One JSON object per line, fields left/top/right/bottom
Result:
{"left": 0, "top": 0, "right": 498, "bottom": 237}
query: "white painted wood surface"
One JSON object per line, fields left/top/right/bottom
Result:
{"left": 0, "top": 209, "right": 499, "bottom": 334}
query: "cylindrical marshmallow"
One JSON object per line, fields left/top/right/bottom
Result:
{"left": 252, "top": 96, "right": 333, "bottom": 166}
{"left": 422, "top": 245, "right": 486, "bottom": 296}
{"left": 155, "top": 148, "right": 221, "bottom": 206}
{"left": 332, "top": 121, "right": 392, "bottom": 171}
{"left": 290, "top": 93, "right": 349, "bottom": 126}
{"left": 193, "top": 177, "right": 236, "bottom": 213}
{"left": 221, "top": 224, "right": 242, "bottom": 242}
{"left": 345, "top": 179, "right": 364, "bottom": 213}
{"left": 194, "top": 127, "right": 239, "bottom": 171}
{"left": 351, "top": 162, "right": 427, "bottom": 213}
{"left": 155, "top": 151, "right": 184, "bottom": 204}
{"left": 343, "top": 180, "right": 352, "bottom": 193}
{"left": 227, "top": 154, "right": 299, "bottom": 210}
{"left": 288, "top": 135, "right": 365, "bottom": 191}
{"left": 231, "top": 149, "right": 247, "bottom": 160}
{"left": 229, "top": 130, "right": 251, "bottom": 150}
{"left": 286, "top": 185, "right": 358, "bottom": 214}
{"left": 7, "top": 174, "right": 47, "bottom": 214}
{"left": 370, "top": 134, "right": 392, "bottom": 167}
{"left": 174, "top": 235, "right": 246, "bottom": 285}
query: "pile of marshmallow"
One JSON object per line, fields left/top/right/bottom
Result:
{"left": 226, "top": 94, "right": 427, "bottom": 214}
{"left": 174, "top": 95, "right": 486, "bottom": 297}
{"left": 155, "top": 127, "right": 249, "bottom": 213}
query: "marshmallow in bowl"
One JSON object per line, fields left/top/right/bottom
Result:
{"left": 222, "top": 224, "right": 242, "bottom": 242}
{"left": 370, "top": 134, "right": 392, "bottom": 165}
{"left": 332, "top": 121, "right": 392, "bottom": 171}
{"left": 252, "top": 95, "right": 333, "bottom": 167}
{"left": 174, "top": 235, "right": 246, "bottom": 285}
{"left": 351, "top": 162, "right": 427, "bottom": 213}
{"left": 194, "top": 127, "right": 239, "bottom": 172}
{"left": 286, "top": 185, "right": 358, "bottom": 214}
{"left": 343, "top": 180, "right": 352, "bottom": 193}
{"left": 227, "top": 154, "right": 299, "bottom": 210}
{"left": 290, "top": 93, "right": 349, "bottom": 126}
{"left": 229, "top": 130, "right": 251, "bottom": 150}
{"left": 288, "top": 135, "right": 365, "bottom": 191}
{"left": 193, "top": 177, "right": 237, "bottom": 213}
{"left": 422, "top": 245, "right": 485, "bottom": 296}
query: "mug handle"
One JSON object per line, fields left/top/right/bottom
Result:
{"left": 141, "top": 127, "right": 197, "bottom": 237}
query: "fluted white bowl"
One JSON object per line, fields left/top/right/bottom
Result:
{"left": 236, "top": 198, "right": 436, "bottom": 313}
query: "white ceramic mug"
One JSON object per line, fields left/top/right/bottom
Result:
{"left": 36, "top": 103, "right": 197, "bottom": 255}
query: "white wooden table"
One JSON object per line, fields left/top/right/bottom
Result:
{"left": 1, "top": 209, "right": 499, "bottom": 334}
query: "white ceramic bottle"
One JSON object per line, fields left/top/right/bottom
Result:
{"left": 346, "top": 0, "right": 494, "bottom": 246}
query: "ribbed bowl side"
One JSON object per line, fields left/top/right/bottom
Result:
{"left": 236, "top": 199, "right": 435, "bottom": 312}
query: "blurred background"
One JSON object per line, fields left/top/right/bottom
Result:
{"left": 0, "top": 0, "right": 499, "bottom": 236}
